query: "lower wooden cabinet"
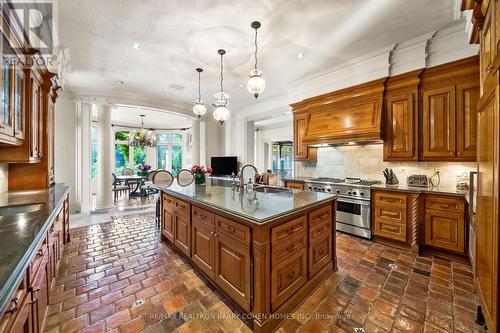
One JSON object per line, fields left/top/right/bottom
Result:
{"left": 214, "top": 232, "right": 251, "bottom": 312}
{"left": 284, "top": 180, "right": 305, "bottom": 190}
{"left": 161, "top": 208, "right": 174, "bottom": 242}
{"left": 191, "top": 220, "right": 215, "bottom": 278}
{"left": 424, "top": 195, "right": 465, "bottom": 253}
{"left": 174, "top": 213, "right": 191, "bottom": 257}
{"left": 372, "top": 191, "right": 408, "bottom": 242}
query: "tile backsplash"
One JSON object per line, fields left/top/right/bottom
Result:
{"left": 295, "top": 144, "right": 476, "bottom": 188}
{"left": 0, "top": 163, "right": 7, "bottom": 193}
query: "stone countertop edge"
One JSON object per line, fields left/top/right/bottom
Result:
{"left": 155, "top": 185, "right": 337, "bottom": 224}
{"left": 371, "top": 184, "right": 469, "bottom": 200}
{"left": 0, "top": 184, "right": 71, "bottom": 315}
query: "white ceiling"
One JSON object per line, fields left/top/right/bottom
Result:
{"left": 108, "top": 105, "right": 192, "bottom": 129}
{"left": 59, "top": 0, "right": 459, "bottom": 112}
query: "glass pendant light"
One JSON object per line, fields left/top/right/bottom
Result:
{"left": 192, "top": 68, "right": 206, "bottom": 118}
{"left": 247, "top": 21, "right": 265, "bottom": 99}
{"left": 213, "top": 49, "right": 230, "bottom": 125}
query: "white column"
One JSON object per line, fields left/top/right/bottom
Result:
{"left": 95, "top": 104, "right": 114, "bottom": 210}
{"left": 75, "top": 101, "right": 92, "bottom": 213}
{"left": 191, "top": 119, "right": 200, "bottom": 166}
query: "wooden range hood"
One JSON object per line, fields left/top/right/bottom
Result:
{"left": 290, "top": 78, "right": 387, "bottom": 145}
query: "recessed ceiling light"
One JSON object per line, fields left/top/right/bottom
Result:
{"left": 239, "top": 84, "right": 244, "bottom": 87}
{"left": 132, "top": 43, "right": 141, "bottom": 50}
{"left": 116, "top": 80, "right": 124, "bottom": 85}
{"left": 297, "top": 53, "right": 304, "bottom": 59}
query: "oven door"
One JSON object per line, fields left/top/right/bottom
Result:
{"left": 336, "top": 197, "right": 371, "bottom": 229}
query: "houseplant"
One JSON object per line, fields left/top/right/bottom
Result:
{"left": 137, "top": 163, "right": 152, "bottom": 176}
{"left": 191, "top": 165, "right": 212, "bottom": 185}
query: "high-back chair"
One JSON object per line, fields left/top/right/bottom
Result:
{"left": 153, "top": 170, "right": 174, "bottom": 188}
{"left": 122, "top": 168, "right": 134, "bottom": 176}
{"left": 177, "top": 169, "right": 195, "bottom": 186}
{"left": 140, "top": 170, "right": 159, "bottom": 195}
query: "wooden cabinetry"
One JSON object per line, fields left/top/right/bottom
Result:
{"left": 283, "top": 180, "right": 304, "bottom": 190}
{"left": 372, "top": 191, "right": 408, "bottom": 242}
{"left": 424, "top": 195, "right": 466, "bottom": 253}
{"left": 384, "top": 70, "right": 421, "bottom": 161}
{"left": 191, "top": 219, "right": 215, "bottom": 278}
{"left": 292, "top": 113, "right": 317, "bottom": 161}
{"left": 420, "top": 57, "right": 479, "bottom": 161}
{"left": 308, "top": 205, "right": 332, "bottom": 277}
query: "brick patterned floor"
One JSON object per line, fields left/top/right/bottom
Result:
{"left": 45, "top": 213, "right": 486, "bottom": 333}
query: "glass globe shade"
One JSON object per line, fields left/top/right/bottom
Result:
{"left": 192, "top": 101, "right": 206, "bottom": 118}
{"left": 247, "top": 69, "right": 265, "bottom": 98}
{"left": 213, "top": 105, "right": 230, "bottom": 124}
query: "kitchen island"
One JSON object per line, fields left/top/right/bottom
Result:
{"left": 157, "top": 181, "right": 337, "bottom": 333}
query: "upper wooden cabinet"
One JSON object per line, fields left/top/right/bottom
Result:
{"left": 292, "top": 113, "right": 317, "bottom": 161}
{"left": 420, "top": 56, "right": 480, "bottom": 162}
{"left": 383, "top": 70, "right": 421, "bottom": 161}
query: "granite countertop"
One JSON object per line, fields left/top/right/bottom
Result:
{"left": 281, "top": 177, "right": 311, "bottom": 183}
{"left": 154, "top": 181, "right": 336, "bottom": 224}
{"left": 371, "top": 183, "right": 469, "bottom": 200}
{"left": 0, "top": 183, "right": 70, "bottom": 313}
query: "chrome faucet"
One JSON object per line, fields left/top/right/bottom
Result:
{"left": 239, "top": 164, "right": 258, "bottom": 191}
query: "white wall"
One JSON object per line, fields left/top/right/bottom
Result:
{"left": 295, "top": 144, "right": 476, "bottom": 188}
{"left": 227, "top": 22, "right": 479, "bottom": 166}
{"left": 0, "top": 163, "right": 7, "bottom": 193}
{"left": 55, "top": 97, "right": 78, "bottom": 211}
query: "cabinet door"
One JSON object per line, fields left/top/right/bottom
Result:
{"left": 309, "top": 233, "right": 331, "bottom": 278}
{"left": 8, "top": 295, "right": 34, "bottom": 333}
{"left": 476, "top": 90, "right": 499, "bottom": 333}
{"left": 293, "top": 114, "right": 307, "bottom": 159}
{"left": 31, "top": 253, "right": 49, "bottom": 333}
{"left": 422, "top": 86, "right": 456, "bottom": 159}
{"left": 30, "top": 77, "right": 41, "bottom": 159}
{"left": 456, "top": 82, "right": 479, "bottom": 160}
{"left": 162, "top": 209, "right": 174, "bottom": 242}
{"left": 424, "top": 209, "right": 465, "bottom": 253}
{"left": 191, "top": 220, "right": 215, "bottom": 279}
{"left": 0, "top": 59, "right": 14, "bottom": 137}
{"left": 480, "top": 1, "right": 495, "bottom": 90}
{"left": 214, "top": 232, "right": 251, "bottom": 311}
{"left": 47, "top": 100, "right": 55, "bottom": 185}
{"left": 384, "top": 92, "right": 417, "bottom": 160}
{"left": 271, "top": 248, "right": 307, "bottom": 311}
{"left": 13, "top": 69, "right": 24, "bottom": 140}
{"left": 174, "top": 213, "right": 190, "bottom": 257}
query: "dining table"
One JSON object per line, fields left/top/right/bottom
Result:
{"left": 115, "top": 174, "right": 147, "bottom": 197}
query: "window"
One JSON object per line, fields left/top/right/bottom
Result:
{"left": 1, "top": 59, "right": 11, "bottom": 127}
{"left": 272, "top": 142, "right": 293, "bottom": 178}
{"left": 156, "top": 132, "right": 183, "bottom": 176}
{"left": 91, "top": 126, "right": 99, "bottom": 180}
{"left": 114, "top": 131, "right": 130, "bottom": 175}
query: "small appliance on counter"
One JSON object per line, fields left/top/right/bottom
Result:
{"left": 383, "top": 168, "right": 399, "bottom": 185}
{"left": 456, "top": 172, "right": 470, "bottom": 190}
{"left": 407, "top": 175, "right": 429, "bottom": 188}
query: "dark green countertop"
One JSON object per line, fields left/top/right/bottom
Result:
{"left": 154, "top": 181, "right": 336, "bottom": 224}
{"left": 0, "top": 183, "right": 70, "bottom": 314}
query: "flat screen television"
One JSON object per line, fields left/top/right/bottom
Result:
{"left": 210, "top": 156, "right": 238, "bottom": 176}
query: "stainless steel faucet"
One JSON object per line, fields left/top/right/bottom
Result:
{"left": 239, "top": 164, "right": 258, "bottom": 191}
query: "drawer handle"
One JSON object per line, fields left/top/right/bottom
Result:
{"left": 439, "top": 204, "right": 454, "bottom": 209}
{"left": 287, "top": 228, "right": 294, "bottom": 235}
{"left": 5, "top": 297, "right": 18, "bottom": 314}
{"left": 36, "top": 249, "right": 44, "bottom": 257}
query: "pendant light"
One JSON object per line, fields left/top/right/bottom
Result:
{"left": 247, "top": 21, "right": 265, "bottom": 99}
{"left": 192, "top": 68, "right": 206, "bottom": 118}
{"left": 213, "top": 49, "right": 230, "bottom": 125}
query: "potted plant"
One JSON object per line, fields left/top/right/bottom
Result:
{"left": 191, "top": 165, "right": 212, "bottom": 185}
{"left": 137, "top": 163, "right": 151, "bottom": 176}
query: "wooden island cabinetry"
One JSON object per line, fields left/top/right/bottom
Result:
{"left": 372, "top": 189, "right": 467, "bottom": 257}
{"left": 160, "top": 188, "right": 336, "bottom": 333}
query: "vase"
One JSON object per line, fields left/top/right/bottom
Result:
{"left": 138, "top": 171, "right": 147, "bottom": 177}
{"left": 195, "top": 173, "right": 206, "bottom": 185}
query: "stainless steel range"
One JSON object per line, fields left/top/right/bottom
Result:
{"left": 304, "top": 177, "right": 381, "bottom": 239}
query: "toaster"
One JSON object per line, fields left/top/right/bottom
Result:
{"left": 407, "top": 175, "right": 429, "bottom": 188}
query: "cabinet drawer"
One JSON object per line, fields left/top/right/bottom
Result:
{"left": 309, "top": 220, "right": 331, "bottom": 241}
{"left": 271, "top": 248, "right": 307, "bottom": 311}
{"left": 29, "top": 239, "right": 47, "bottom": 284}
{"left": 309, "top": 204, "right": 331, "bottom": 226}
{"left": 374, "top": 203, "right": 407, "bottom": 224}
{"left": 272, "top": 232, "right": 306, "bottom": 266}
{"left": 374, "top": 192, "right": 407, "bottom": 206}
{"left": 271, "top": 216, "right": 307, "bottom": 245}
{"left": 215, "top": 215, "right": 251, "bottom": 246}
{"left": 174, "top": 199, "right": 190, "bottom": 216}
{"left": 309, "top": 233, "right": 332, "bottom": 277}
{"left": 373, "top": 219, "right": 407, "bottom": 242}
{"left": 425, "top": 195, "right": 464, "bottom": 213}
{"left": 162, "top": 193, "right": 175, "bottom": 211}
{"left": 192, "top": 206, "right": 215, "bottom": 228}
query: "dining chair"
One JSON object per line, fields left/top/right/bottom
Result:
{"left": 112, "top": 173, "right": 130, "bottom": 202}
{"left": 177, "top": 169, "right": 195, "bottom": 186}
{"left": 122, "top": 168, "right": 134, "bottom": 176}
{"left": 153, "top": 170, "right": 174, "bottom": 187}
{"left": 140, "top": 170, "right": 159, "bottom": 195}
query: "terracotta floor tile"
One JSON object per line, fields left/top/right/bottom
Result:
{"left": 106, "top": 309, "right": 131, "bottom": 329}
{"left": 118, "top": 316, "right": 146, "bottom": 333}
{"left": 60, "top": 314, "right": 88, "bottom": 333}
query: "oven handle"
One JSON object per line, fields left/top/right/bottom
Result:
{"left": 337, "top": 197, "right": 370, "bottom": 206}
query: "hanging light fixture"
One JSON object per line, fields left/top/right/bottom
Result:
{"left": 213, "top": 49, "right": 230, "bottom": 125}
{"left": 247, "top": 21, "right": 265, "bottom": 99}
{"left": 129, "top": 115, "right": 157, "bottom": 148}
{"left": 192, "top": 68, "right": 206, "bottom": 118}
